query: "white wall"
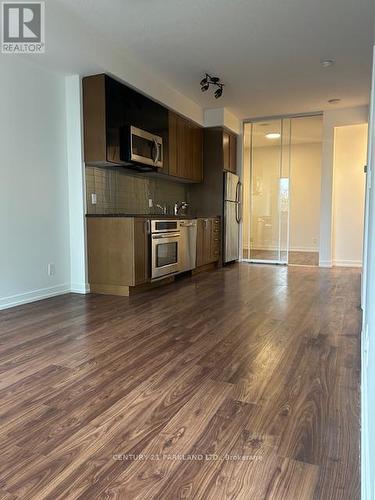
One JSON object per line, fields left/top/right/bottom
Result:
{"left": 65, "top": 75, "right": 88, "bottom": 293}
{"left": 204, "top": 108, "right": 241, "bottom": 134}
{"left": 0, "top": 56, "right": 71, "bottom": 309}
{"left": 319, "top": 106, "right": 369, "bottom": 267}
{"left": 332, "top": 124, "right": 368, "bottom": 267}
{"left": 290, "top": 143, "right": 321, "bottom": 251}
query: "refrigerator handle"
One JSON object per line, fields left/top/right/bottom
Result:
{"left": 235, "top": 180, "right": 242, "bottom": 204}
{"left": 236, "top": 201, "right": 242, "bottom": 223}
{"left": 235, "top": 181, "right": 242, "bottom": 223}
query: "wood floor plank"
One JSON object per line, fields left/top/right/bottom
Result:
{"left": 102, "top": 379, "right": 233, "bottom": 499}
{"left": 155, "top": 399, "right": 257, "bottom": 499}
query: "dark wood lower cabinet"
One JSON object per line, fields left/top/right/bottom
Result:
{"left": 87, "top": 217, "right": 149, "bottom": 295}
{"left": 196, "top": 217, "right": 221, "bottom": 267}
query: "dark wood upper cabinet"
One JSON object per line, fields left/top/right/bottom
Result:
{"left": 223, "top": 132, "right": 230, "bottom": 172}
{"left": 222, "top": 130, "right": 237, "bottom": 173}
{"left": 204, "top": 127, "right": 238, "bottom": 175}
{"left": 168, "top": 111, "right": 203, "bottom": 183}
{"left": 82, "top": 74, "right": 168, "bottom": 170}
{"left": 229, "top": 132, "right": 237, "bottom": 174}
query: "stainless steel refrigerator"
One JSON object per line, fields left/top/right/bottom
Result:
{"left": 224, "top": 172, "right": 242, "bottom": 263}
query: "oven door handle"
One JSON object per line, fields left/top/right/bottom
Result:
{"left": 152, "top": 233, "right": 180, "bottom": 239}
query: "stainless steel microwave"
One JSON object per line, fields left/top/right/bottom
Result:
{"left": 121, "top": 125, "right": 163, "bottom": 170}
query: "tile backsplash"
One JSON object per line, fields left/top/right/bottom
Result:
{"left": 86, "top": 166, "right": 189, "bottom": 215}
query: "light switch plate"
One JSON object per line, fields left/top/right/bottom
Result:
{"left": 47, "top": 263, "right": 55, "bottom": 276}
{"left": 148, "top": 198, "right": 153, "bottom": 208}
{"left": 91, "top": 193, "right": 97, "bottom": 205}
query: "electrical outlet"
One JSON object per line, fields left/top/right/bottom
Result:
{"left": 148, "top": 198, "right": 153, "bottom": 208}
{"left": 91, "top": 193, "right": 97, "bottom": 205}
{"left": 47, "top": 263, "right": 55, "bottom": 276}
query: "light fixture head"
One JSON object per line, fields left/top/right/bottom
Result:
{"left": 214, "top": 87, "right": 223, "bottom": 99}
{"left": 328, "top": 98, "right": 341, "bottom": 104}
{"left": 265, "top": 132, "right": 281, "bottom": 140}
{"left": 320, "top": 59, "right": 335, "bottom": 68}
{"left": 201, "top": 82, "right": 209, "bottom": 92}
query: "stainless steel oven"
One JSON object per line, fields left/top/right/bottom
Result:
{"left": 151, "top": 220, "right": 181, "bottom": 280}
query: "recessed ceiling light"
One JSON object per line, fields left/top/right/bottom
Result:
{"left": 321, "top": 59, "right": 335, "bottom": 68}
{"left": 328, "top": 98, "right": 341, "bottom": 104}
{"left": 265, "top": 133, "right": 281, "bottom": 139}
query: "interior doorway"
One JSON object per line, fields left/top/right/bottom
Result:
{"left": 242, "top": 114, "right": 323, "bottom": 266}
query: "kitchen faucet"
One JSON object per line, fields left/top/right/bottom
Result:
{"left": 155, "top": 203, "right": 167, "bottom": 215}
{"left": 174, "top": 201, "right": 189, "bottom": 216}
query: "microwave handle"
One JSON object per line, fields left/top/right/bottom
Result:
{"left": 153, "top": 139, "right": 159, "bottom": 164}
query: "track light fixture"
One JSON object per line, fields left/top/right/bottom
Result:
{"left": 200, "top": 73, "right": 224, "bottom": 99}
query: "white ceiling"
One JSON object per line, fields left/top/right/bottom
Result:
{"left": 61, "top": 0, "right": 374, "bottom": 119}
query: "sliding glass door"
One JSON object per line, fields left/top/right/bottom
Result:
{"left": 243, "top": 119, "right": 290, "bottom": 263}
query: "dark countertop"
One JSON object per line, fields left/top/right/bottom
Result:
{"left": 86, "top": 214, "right": 221, "bottom": 219}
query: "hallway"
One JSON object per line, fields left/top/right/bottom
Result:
{"left": 0, "top": 264, "right": 360, "bottom": 499}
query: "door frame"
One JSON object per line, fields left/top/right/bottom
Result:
{"left": 241, "top": 112, "right": 323, "bottom": 265}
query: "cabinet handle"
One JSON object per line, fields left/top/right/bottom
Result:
{"left": 145, "top": 220, "right": 150, "bottom": 234}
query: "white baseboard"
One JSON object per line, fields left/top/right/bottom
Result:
{"left": 0, "top": 282, "right": 91, "bottom": 311}
{"left": 0, "top": 283, "right": 71, "bottom": 311}
{"left": 290, "top": 246, "right": 319, "bottom": 252}
{"left": 333, "top": 259, "right": 362, "bottom": 268}
{"left": 70, "top": 283, "right": 90, "bottom": 294}
{"left": 319, "top": 260, "right": 333, "bottom": 268}
{"left": 245, "top": 245, "right": 319, "bottom": 252}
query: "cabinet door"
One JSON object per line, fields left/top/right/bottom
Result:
{"left": 223, "top": 132, "right": 230, "bottom": 172}
{"left": 134, "top": 219, "right": 150, "bottom": 285}
{"left": 184, "top": 119, "right": 193, "bottom": 180}
{"left": 210, "top": 218, "right": 221, "bottom": 262}
{"left": 196, "top": 218, "right": 221, "bottom": 267}
{"left": 168, "top": 111, "right": 178, "bottom": 176}
{"left": 176, "top": 115, "right": 187, "bottom": 178}
{"left": 83, "top": 75, "right": 107, "bottom": 163}
{"left": 196, "top": 219, "right": 206, "bottom": 267}
{"left": 223, "top": 131, "right": 237, "bottom": 173}
{"left": 169, "top": 111, "right": 203, "bottom": 182}
{"left": 192, "top": 125, "right": 203, "bottom": 182}
{"left": 229, "top": 133, "right": 237, "bottom": 173}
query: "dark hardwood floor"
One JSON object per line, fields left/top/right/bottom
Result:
{"left": 0, "top": 263, "right": 361, "bottom": 499}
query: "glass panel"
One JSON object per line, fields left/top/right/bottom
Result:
{"left": 132, "top": 134, "right": 153, "bottom": 159}
{"left": 156, "top": 242, "right": 178, "bottom": 268}
{"left": 288, "top": 115, "right": 322, "bottom": 266}
{"left": 250, "top": 119, "right": 282, "bottom": 261}
{"left": 279, "top": 118, "right": 291, "bottom": 263}
{"left": 242, "top": 123, "right": 252, "bottom": 260}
